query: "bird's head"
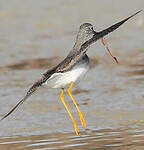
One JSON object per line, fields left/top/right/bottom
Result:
{"left": 78, "top": 23, "right": 96, "bottom": 43}
{"left": 72, "top": 23, "right": 96, "bottom": 53}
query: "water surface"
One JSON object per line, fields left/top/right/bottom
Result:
{"left": 0, "top": 0, "right": 144, "bottom": 149}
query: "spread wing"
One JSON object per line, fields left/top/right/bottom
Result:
{"left": 1, "top": 79, "right": 43, "bottom": 121}
{"left": 1, "top": 67, "right": 56, "bottom": 121}
{"left": 80, "top": 10, "right": 142, "bottom": 54}
{"left": 56, "top": 10, "right": 142, "bottom": 72}
{"left": 1, "top": 10, "right": 141, "bottom": 120}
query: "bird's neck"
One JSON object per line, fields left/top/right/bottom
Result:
{"left": 71, "top": 32, "right": 86, "bottom": 54}
{"left": 73, "top": 41, "right": 83, "bottom": 52}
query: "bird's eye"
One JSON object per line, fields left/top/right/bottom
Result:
{"left": 90, "top": 26, "right": 93, "bottom": 30}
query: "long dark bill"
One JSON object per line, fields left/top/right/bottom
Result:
{"left": 81, "top": 10, "right": 142, "bottom": 58}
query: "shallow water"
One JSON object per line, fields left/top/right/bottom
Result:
{"left": 1, "top": 127, "right": 144, "bottom": 150}
{"left": 0, "top": 0, "right": 144, "bottom": 149}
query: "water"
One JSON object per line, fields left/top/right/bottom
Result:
{"left": 0, "top": 0, "right": 144, "bottom": 149}
{"left": 1, "top": 127, "right": 144, "bottom": 150}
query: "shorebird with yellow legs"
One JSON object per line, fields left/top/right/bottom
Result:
{"left": 1, "top": 10, "right": 141, "bottom": 135}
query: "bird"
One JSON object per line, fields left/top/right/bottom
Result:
{"left": 1, "top": 10, "right": 141, "bottom": 135}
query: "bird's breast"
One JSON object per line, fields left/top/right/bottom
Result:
{"left": 44, "top": 58, "right": 89, "bottom": 89}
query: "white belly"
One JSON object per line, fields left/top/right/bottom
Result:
{"left": 44, "top": 66, "right": 89, "bottom": 88}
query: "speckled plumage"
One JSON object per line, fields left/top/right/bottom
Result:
{"left": 1, "top": 10, "right": 141, "bottom": 121}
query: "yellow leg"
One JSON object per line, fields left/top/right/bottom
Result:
{"left": 60, "top": 89, "right": 79, "bottom": 135}
{"left": 68, "top": 82, "right": 86, "bottom": 128}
